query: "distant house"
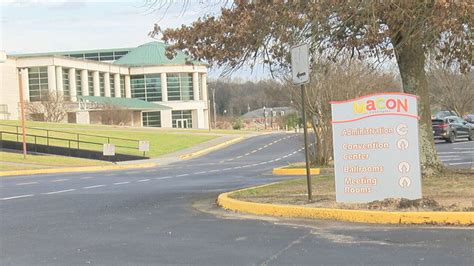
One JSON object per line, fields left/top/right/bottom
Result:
{"left": 241, "top": 107, "right": 297, "bottom": 129}
{"left": 0, "top": 42, "right": 209, "bottom": 129}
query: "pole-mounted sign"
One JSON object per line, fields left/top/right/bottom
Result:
{"left": 291, "top": 43, "right": 312, "bottom": 200}
{"left": 330, "top": 93, "right": 422, "bottom": 203}
{"left": 291, "top": 43, "right": 309, "bottom": 85}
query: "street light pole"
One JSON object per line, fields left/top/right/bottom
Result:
{"left": 212, "top": 88, "right": 217, "bottom": 129}
{"left": 18, "top": 69, "right": 27, "bottom": 159}
{"left": 263, "top": 106, "right": 267, "bottom": 130}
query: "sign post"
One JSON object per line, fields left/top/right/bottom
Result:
{"left": 139, "top": 140, "right": 150, "bottom": 157}
{"left": 291, "top": 43, "right": 312, "bottom": 201}
{"left": 330, "top": 93, "right": 422, "bottom": 202}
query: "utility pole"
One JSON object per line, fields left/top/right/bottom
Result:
{"left": 212, "top": 88, "right": 217, "bottom": 129}
{"left": 270, "top": 108, "right": 273, "bottom": 130}
{"left": 301, "top": 84, "right": 312, "bottom": 201}
{"left": 263, "top": 106, "right": 267, "bottom": 130}
{"left": 18, "top": 69, "right": 27, "bottom": 158}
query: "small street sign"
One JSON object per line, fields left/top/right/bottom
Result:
{"left": 291, "top": 43, "right": 310, "bottom": 85}
{"left": 103, "top": 143, "right": 115, "bottom": 156}
{"left": 139, "top": 140, "right": 150, "bottom": 152}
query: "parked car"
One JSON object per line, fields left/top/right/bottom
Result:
{"left": 432, "top": 116, "right": 473, "bottom": 143}
{"left": 463, "top": 114, "right": 474, "bottom": 123}
{"left": 431, "top": 110, "right": 458, "bottom": 119}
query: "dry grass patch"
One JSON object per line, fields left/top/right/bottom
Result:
{"left": 231, "top": 170, "right": 474, "bottom": 212}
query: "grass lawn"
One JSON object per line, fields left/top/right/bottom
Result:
{"left": 231, "top": 170, "right": 474, "bottom": 212}
{"left": 0, "top": 120, "right": 219, "bottom": 157}
{"left": 0, "top": 151, "right": 112, "bottom": 171}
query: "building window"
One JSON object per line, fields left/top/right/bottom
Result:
{"left": 75, "top": 71, "right": 82, "bottom": 96}
{"left": 99, "top": 72, "right": 105, "bottom": 96}
{"left": 110, "top": 75, "right": 115, "bottom": 97}
{"left": 88, "top": 73, "right": 94, "bottom": 94}
{"left": 62, "top": 68, "right": 70, "bottom": 100}
{"left": 120, "top": 76, "right": 125, "bottom": 97}
{"left": 167, "top": 73, "right": 193, "bottom": 101}
{"left": 142, "top": 111, "right": 161, "bottom": 127}
{"left": 131, "top": 74, "right": 162, "bottom": 102}
{"left": 28, "top": 67, "right": 48, "bottom": 102}
{"left": 172, "top": 110, "right": 192, "bottom": 128}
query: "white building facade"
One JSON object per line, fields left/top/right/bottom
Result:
{"left": 0, "top": 42, "right": 209, "bottom": 129}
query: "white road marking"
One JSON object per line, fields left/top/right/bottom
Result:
{"left": 176, "top": 174, "right": 189, "bottom": 177}
{"left": 209, "top": 169, "right": 220, "bottom": 173}
{"left": 113, "top": 182, "right": 130, "bottom": 185}
{"left": 138, "top": 179, "right": 150, "bottom": 182}
{"left": 43, "top": 189, "right": 76, "bottom": 195}
{"left": 223, "top": 168, "right": 233, "bottom": 171}
{"left": 193, "top": 171, "right": 207, "bottom": 175}
{"left": 80, "top": 176, "right": 94, "bottom": 180}
{"left": 441, "top": 158, "right": 464, "bottom": 162}
{"left": 453, "top": 147, "right": 474, "bottom": 150}
{"left": 16, "top": 182, "right": 38, "bottom": 186}
{"left": 245, "top": 153, "right": 250, "bottom": 156}
{"left": 251, "top": 150, "right": 257, "bottom": 153}
{"left": 1, "top": 194, "right": 34, "bottom": 201}
{"left": 156, "top": 176, "right": 173, "bottom": 180}
{"left": 263, "top": 145, "right": 268, "bottom": 148}
{"left": 236, "top": 156, "right": 243, "bottom": 159}
{"left": 83, "top": 185, "right": 106, "bottom": 189}
{"left": 234, "top": 166, "right": 242, "bottom": 169}
{"left": 449, "top": 162, "right": 473, "bottom": 166}
{"left": 51, "top": 179, "right": 68, "bottom": 183}
{"left": 438, "top": 151, "right": 473, "bottom": 154}
{"left": 258, "top": 148, "right": 263, "bottom": 151}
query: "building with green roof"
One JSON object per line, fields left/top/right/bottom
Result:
{"left": 0, "top": 42, "right": 209, "bottom": 129}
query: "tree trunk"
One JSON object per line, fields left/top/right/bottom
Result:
{"left": 394, "top": 40, "right": 444, "bottom": 177}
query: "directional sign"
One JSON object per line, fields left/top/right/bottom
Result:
{"left": 330, "top": 93, "right": 422, "bottom": 203}
{"left": 139, "top": 140, "right": 150, "bottom": 152}
{"left": 291, "top": 44, "right": 309, "bottom": 85}
{"left": 103, "top": 143, "right": 115, "bottom": 156}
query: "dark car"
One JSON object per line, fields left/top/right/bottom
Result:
{"left": 463, "top": 114, "right": 474, "bottom": 123}
{"left": 432, "top": 116, "right": 473, "bottom": 143}
{"left": 432, "top": 110, "right": 458, "bottom": 119}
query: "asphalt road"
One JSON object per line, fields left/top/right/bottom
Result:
{"left": 435, "top": 139, "right": 474, "bottom": 169}
{"left": 1, "top": 133, "right": 473, "bottom": 265}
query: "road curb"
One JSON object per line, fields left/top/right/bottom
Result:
{"left": 0, "top": 162, "right": 157, "bottom": 177}
{"left": 272, "top": 167, "right": 321, "bottom": 175}
{"left": 217, "top": 184, "right": 474, "bottom": 225}
{"left": 179, "top": 136, "right": 245, "bottom": 160}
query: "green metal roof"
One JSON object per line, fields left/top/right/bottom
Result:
{"left": 11, "top": 47, "right": 133, "bottom": 58}
{"left": 113, "top": 41, "right": 205, "bottom": 66}
{"left": 77, "top": 96, "right": 171, "bottom": 111}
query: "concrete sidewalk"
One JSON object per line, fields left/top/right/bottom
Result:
{"left": 117, "top": 134, "right": 254, "bottom": 166}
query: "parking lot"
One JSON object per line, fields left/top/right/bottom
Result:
{"left": 435, "top": 139, "right": 474, "bottom": 169}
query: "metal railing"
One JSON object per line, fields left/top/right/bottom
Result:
{"left": 0, "top": 123, "right": 144, "bottom": 156}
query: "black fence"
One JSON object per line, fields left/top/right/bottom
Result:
{"left": 0, "top": 124, "right": 148, "bottom": 162}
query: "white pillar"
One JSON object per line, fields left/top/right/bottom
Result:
{"left": 55, "top": 66, "right": 63, "bottom": 93}
{"left": 192, "top": 72, "right": 199, "bottom": 101}
{"left": 81, "top": 69, "right": 89, "bottom": 96}
{"left": 93, "top": 71, "right": 100, "bottom": 96}
{"left": 125, "top": 75, "right": 131, "bottom": 98}
{"left": 161, "top": 72, "right": 167, "bottom": 102}
{"left": 47, "top": 65, "right": 57, "bottom": 91}
{"left": 197, "top": 108, "right": 205, "bottom": 129}
{"left": 114, "top": 73, "right": 121, "bottom": 98}
{"left": 161, "top": 109, "right": 172, "bottom": 128}
{"left": 20, "top": 68, "right": 30, "bottom": 102}
{"left": 201, "top": 73, "right": 207, "bottom": 101}
{"left": 69, "top": 68, "right": 77, "bottom": 102}
{"left": 104, "top": 72, "right": 111, "bottom": 97}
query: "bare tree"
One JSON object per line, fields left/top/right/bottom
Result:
{"left": 26, "top": 91, "right": 70, "bottom": 122}
{"left": 291, "top": 58, "right": 400, "bottom": 166}
{"left": 428, "top": 64, "right": 474, "bottom": 117}
{"left": 100, "top": 104, "right": 131, "bottom": 125}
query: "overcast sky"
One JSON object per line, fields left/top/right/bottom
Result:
{"left": 0, "top": 0, "right": 270, "bottom": 80}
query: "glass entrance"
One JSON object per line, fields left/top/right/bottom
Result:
{"left": 176, "top": 119, "right": 188, "bottom": 128}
